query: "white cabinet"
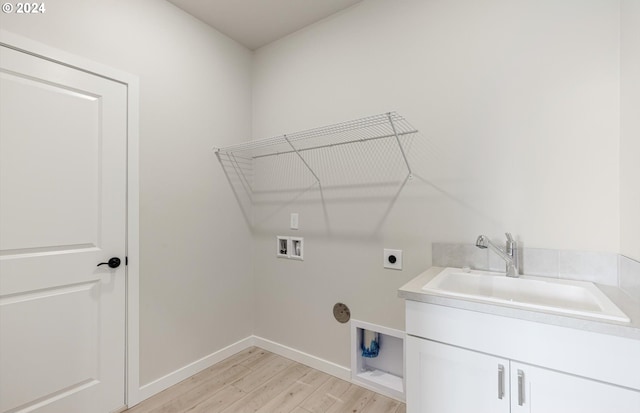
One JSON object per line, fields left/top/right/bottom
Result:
{"left": 405, "top": 301, "right": 640, "bottom": 413}
{"left": 406, "top": 336, "right": 509, "bottom": 413}
{"left": 510, "top": 361, "right": 640, "bottom": 413}
{"left": 407, "top": 335, "right": 640, "bottom": 413}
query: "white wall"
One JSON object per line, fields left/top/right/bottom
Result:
{"left": 251, "top": 0, "right": 622, "bottom": 368}
{"left": 0, "top": 0, "right": 254, "bottom": 385}
{"left": 621, "top": 0, "right": 640, "bottom": 262}
{"left": 2, "top": 0, "right": 632, "bottom": 389}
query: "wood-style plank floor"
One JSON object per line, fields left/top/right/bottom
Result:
{"left": 126, "top": 347, "right": 405, "bottom": 413}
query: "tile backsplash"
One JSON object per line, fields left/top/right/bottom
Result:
{"left": 431, "top": 243, "right": 489, "bottom": 270}
{"left": 432, "top": 243, "right": 640, "bottom": 300}
{"left": 557, "top": 250, "right": 618, "bottom": 285}
{"left": 620, "top": 255, "right": 640, "bottom": 301}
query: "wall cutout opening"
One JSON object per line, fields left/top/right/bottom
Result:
{"left": 351, "top": 319, "right": 405, "bottom": 401}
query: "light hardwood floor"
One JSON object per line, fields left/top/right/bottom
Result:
{"left": 126, "top": 347, "right": 406, "bottom": 413}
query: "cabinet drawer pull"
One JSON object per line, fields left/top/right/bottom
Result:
{"left": 498, "top": 364, "right": 505, "bottom": 399}
{"left": 518, "top": 369, "right": 525, "bottom": 406}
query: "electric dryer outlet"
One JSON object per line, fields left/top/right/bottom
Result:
{"left": 384, "top": 249, "right": 402, "bottom": 270}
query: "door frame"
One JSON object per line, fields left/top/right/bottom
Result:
{"left": 0, "top": 30, "right": 143, "bottom": 407}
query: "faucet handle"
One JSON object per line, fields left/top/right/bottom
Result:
{"left": 505, "top": 233, "right": 517, "bottom": 256}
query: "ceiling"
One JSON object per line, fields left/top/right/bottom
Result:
{"left": 166, "top": 0, "right": 363, "bottom": 50}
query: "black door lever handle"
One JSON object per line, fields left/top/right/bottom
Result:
{"left": 97, "top": 257, "right": 121, "bottom": 269}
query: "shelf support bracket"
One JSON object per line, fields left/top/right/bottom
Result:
{"left": 284, "top": 135, "right": 321, "bottom": 184}
{"left": 388, "top": 113, "right": 412, "bottom": 178}
{"left": 229, "top": 152, "right": 254, "bottom": 195}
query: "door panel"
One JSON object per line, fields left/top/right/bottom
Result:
{"left": 0, "top": 282, "right": 99, "bottom": 410}
{"left": 511, "top": 362, "right": 640, "bottom": 413}
{"left": 406, "top": 336, "right": 510, "bottom": 413}
{"left": 0, "top": 45, "right": 127, "bottom": 413}
{"left": 0, "top": 70, "right": 100, "bottom": 252}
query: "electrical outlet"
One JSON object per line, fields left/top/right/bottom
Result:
{"left": 384, "top": 249, "right": 402, "bottom": 270}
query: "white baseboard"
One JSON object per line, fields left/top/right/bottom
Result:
{"left": 133, "top": 335, "right": 399, "bottom": 407}
{"left": 134, "top": 336, "right": 254, "bottom": 405}
{"left": 252, "top": 336, "right": 351, "bottom": 381}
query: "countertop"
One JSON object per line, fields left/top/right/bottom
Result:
{"left": 398, "top": 267, "right": 640, "bottom": 341}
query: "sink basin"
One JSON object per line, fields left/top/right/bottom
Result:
{"left": 422, "top": 267, "right": 630, "bottom": 323}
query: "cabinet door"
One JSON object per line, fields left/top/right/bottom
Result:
{"left": 511, "top": 362, "right": 640, "bottom": 413}
{"left": 406, "top": 336, "right": 510, "bottom": 413}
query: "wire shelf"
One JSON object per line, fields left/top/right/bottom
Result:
{"left": 214, "top": 112, "right": 418, "bottom": 192}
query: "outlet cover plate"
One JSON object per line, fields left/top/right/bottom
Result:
{"left": 384, "top": 249, "right": 402, "bottom": 270}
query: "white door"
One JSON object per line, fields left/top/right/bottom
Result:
{"left": 406, "top": 335, "right": 510, "bottom": 413}
{"left": 511, "top": 361, "right": 640, "bottom": 413}
{"left": 0, "top": 45, "right": 127, "bottom": 413}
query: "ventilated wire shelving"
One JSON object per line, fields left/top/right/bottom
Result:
{"left": 213, "top": 112, "right": 418, "bottom": 194}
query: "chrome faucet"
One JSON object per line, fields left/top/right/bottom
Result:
{"left": 475, "top": 233, "right": 519, "bottom": 277}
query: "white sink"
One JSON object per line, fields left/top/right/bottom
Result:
{"left": 422, "top": 267, "right": 630, "bottom": 323}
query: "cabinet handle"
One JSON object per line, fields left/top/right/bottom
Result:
{"left": 498, "top": 364, "right": 505, "bottom": 400}
{"left": 517, "top": 369, "right": 525, "bottom": 406}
